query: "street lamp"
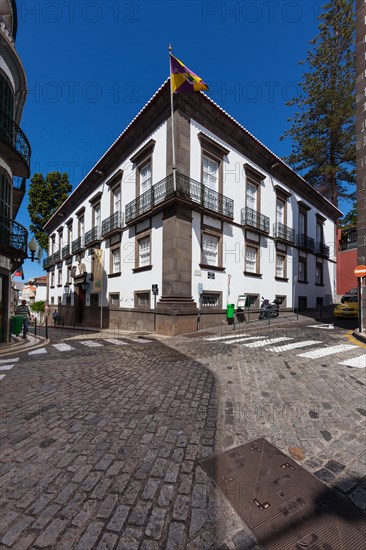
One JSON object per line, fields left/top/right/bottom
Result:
{"left": 27, "top": 238, "right": 37, "bottom": 262}
{"left": 64, "top": 282, "right": 71, "bottom": 295}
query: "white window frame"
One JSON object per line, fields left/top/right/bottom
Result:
{"left": 202, "top": 156, "right": 219, "bottom": 191}
{"left": 276, "top": 253, "right": 286, "bottom": 278}
{"left": 245, "top": 245, "right": 257, "bottom": 273}
{"left": 138, "top": 235, "right": 151, "bottom": 267}
{"left": 202, "top": 233, "right": 219, "bottom": 266}
{"left": 111, "top": 247, "right": 121, "bottom": 274}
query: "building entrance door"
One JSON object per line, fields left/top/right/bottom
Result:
{"left": 75, "top": 286, "right": 85, "bottom": 324}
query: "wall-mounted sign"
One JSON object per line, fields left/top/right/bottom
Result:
{"left": 208, "top": 272, "right": 215, "bottom": 279}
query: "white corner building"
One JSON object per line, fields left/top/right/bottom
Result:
{"left": 43, "top": 81, "right": 341, "bottom": 335}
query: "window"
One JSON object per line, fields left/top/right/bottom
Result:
{"left": 316, "top": 221, "right": 323, "bottom": 244}
{"left": 138, "top": 236, "right": 151, "bottom": 267}
{"left": 0, "top": 169, "right": 11, "bottom": 219}
{"left": 110, "top": 247, "right": 121, "bottom": 274}
{"left": 202, "top": 156, "right": 218, "bottom": 191}
{"left": 93, "top": 203, "right": 101, "bottom": 227}
{"left": 67, "top": 266, "right": 72, "bottom": 284}
{"left": 90, "top": 293, "right": 99, "bottom": 307}
{"left": 50, "top": 272, "right": 55, "bottom": 287}
{"left": 58, "top": 296, "right": 62, "bottom": 305}
{"left": 109, "top": 293, "right": 120, "bottom": 307}
{"left": 58, "top": 229, "right": 63, "bottom": 251}
{"left": 201, "top": 292, "right": 222, "bottom": 308}
{"left": 243, "top": 294, "right": 259, "bottom": 308}
{"left": 246, "top": 181, "right": 257, "bottom": 211}
{"left": 315, "top": 260, "right": 323, "bottom": 285}
{"left": 298, "top": 256, "right": 307, "bottom": 283}
{"left": 202, "top": 233, "right": 219, "bottom": 266}
{"left": 298, "top": 211, "right": 306, "bottom": 236}
{"left": 276, "top": 254, "right": 286, "bottom": 278}
{"left": 50, "top": 235, "right": 55, "bottom": 255}
{"left": 135, "top": 291, "right": 150, "bottom": 308}
{"left": 112, "top": 186, "right": 121, "bottom": 213}
{"left": 275, "top": 295, "right": 286, "bottom": 307}
{"left": 51, "top": 297, "right": 54, "bottom": 305}
{"left": 245, "top": 245, "right": 258, "bottom": 273}
{"left": 276, "top": 198, "right": 285, "bottom": 225}
{"left": 78, "top": 215, "right": 85, "bottom": 239}
{"left": 140, "top": 162, "right": 152, "bottom": 194}
{"left": 57, "top": 269, "right": 62, "bottom": 286}
{"left": 67, "top": 223, "right": 73, "bottom": 244}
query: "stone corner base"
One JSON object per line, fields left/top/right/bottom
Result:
{"left": 154, "top": 313, "right": 199, "bottom": 336}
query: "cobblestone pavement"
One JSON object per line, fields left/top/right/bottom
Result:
{"left": 0, "top": 320, "right": 365, "bottom": 549}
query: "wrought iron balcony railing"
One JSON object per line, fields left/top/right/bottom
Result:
{"left": 62, "top": 244, "right": 71, "bottom": 258}
{"left": 297, "top": 233, "right": 315, "bottom": 252}
{"left": 241, "top": 206, "right": 270, "bottom": 233}
{"left": 339, "top": 241, "right": 357, "bottom": 251}
{"left": 125, "top": 172, "right": 234, "bottom": 224}
{"left": 273, "top": 222, "right": 295, "bottom": 244}
{"left": 0, "top": 109, "right": 31, "bottom": 176}
{"left": 71, "top": 236, "right": 85, "bottom": 254}
{"left": 43, "top": 254, "right": 54, "bottom": 269}
{"left": 85, "top": 226, "right": 102, "bottom": 245}
{"left": 315, "top": 242, "right": 330, "bottom": 257}
{"left": 0, "top": 214, "right": 28, "bottom": 257}
{"left": 101, "top": 212, "right": 124, "bottom": 237}
{"left": 53, "top": 250, "right": 60, "bottom": 262}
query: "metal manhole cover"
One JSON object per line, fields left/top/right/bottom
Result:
{"left": 199, "top": 438, "right": 366, "bottom": 550}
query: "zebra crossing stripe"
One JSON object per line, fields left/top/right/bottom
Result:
{"left": 241, "top": 337, "right": 293, "bottom": 348}
{"left": 339, "top": 355, "right": 366, "bottom": 369}
{"left": 0, "top": 374, "right": 5, "bottom": 380}
{"left": 297, "top": 344, "right": 355, "bottom": 359}
{"left": 0, "top": 364, "right": 15, "bottom": 370}
{"left": 206, "top": 334, "right": 250, "bottom": 341}
{"left": 53, "top": 343, "right": 75, "bottom": 352}
{"left": 266, "top": 340, "right": 320, "bottom": 353}
{"left": 79, "top": 341, "right": 104, "bottom": 347}
{"left": 103, "top": 339, "right": 128, "bottom": 345}
{"left": 0, "top": 358, "right": 19, "bottom": 363}
{"left": 224, "top": 336, "right": 266, "bottom": 345}
{"left": 29, "top": 348, "right": 47, "bottom": 355}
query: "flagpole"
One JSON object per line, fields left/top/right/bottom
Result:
{"left": 169, "top": 44, "right": 177, "bottom": 192}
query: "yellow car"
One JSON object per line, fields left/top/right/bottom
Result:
{"left": 334, "top": 297, "right": 358, "bottom": 318}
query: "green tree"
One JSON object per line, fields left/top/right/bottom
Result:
{"left": 30, "top": 300, "right": 46, "bottom": 314}
{"left": 281, "top": 0, "right": 355, "bottom": 207}
{"left": 27, "top": 172, "right": 72, "bottom": 250}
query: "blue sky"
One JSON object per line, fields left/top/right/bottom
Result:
{"left": 14, "top": 0, "right": 343, "bottom": 280}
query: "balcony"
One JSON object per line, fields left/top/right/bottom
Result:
{"left": 315, "top": 242, "right": 330, "bottom": 258}
{"left": 0, "top": 214, "right": 28, "bottom": 260}
{"left": 0, "top": 109, "right": 31, "bottom": 178}
{"left": 71, "top": 236, "right": 85, "bottom": 254}
{"left": 62, "top": 244, "right": 72, "bottom": 258}
{"left": 273, "top": 222, "right": 295, "bottom": 244}
{"left": 125, "top": 172, "right": 234, "bottom": 225}
{"left": 241, "top": 207, "right": 270, "bottom": 234}
{"left": 53, "top": 250, "right": 61, "bottom": 262}
{"left": 101, "top": 212, "right": 124, "bottom": 237}
{"left": 85, "top": 226, "right": 102, "bottom": 246}
{"left": 43, "top": 254, "right": 54, "bottom": 269}
{"left": 297, "top": 233, "right": 315, "bottom": 252}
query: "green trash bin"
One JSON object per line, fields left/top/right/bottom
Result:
{"left": 226, "top": 304, "right": 235, "bottom": 325}
{"left": 11, "top": 315, "right": 23, "bottom": 336}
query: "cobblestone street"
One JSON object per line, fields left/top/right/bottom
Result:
{"left": 0, "top": 319, "right": 365, "bottom": 549}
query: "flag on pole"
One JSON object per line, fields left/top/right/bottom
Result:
{"left": 170, "top": 54, "right": 209, "bottom": 93}
{"left": 13, "top": 267, "right": 24, "bottom": 279}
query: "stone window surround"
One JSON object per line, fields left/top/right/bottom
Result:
{"left": 244, "top": 242, "right": 261, "bottom": 277}
{"left": 198, "top": 133, "right": 229, "bottom": 196}
{"left": 130, "top": 139, "right": 156, "bottom": 199}
{"left": 199, "top": 223, "right": 224, "bottom": 272}
{"left": 109, "top": 292, "right": 120, "bottom": 307}
{"left": 134, "top": 290, "right": 151, "bottom": 308}
{"left": 133, "top": 229, "right": 152, "bottom": 273}
{"left": 109, "top": 244, "right": 121, "bottom": 277}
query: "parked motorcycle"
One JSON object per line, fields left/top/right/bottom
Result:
{"left": 258, "top": 297, "right": 281, "bottom": 319}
